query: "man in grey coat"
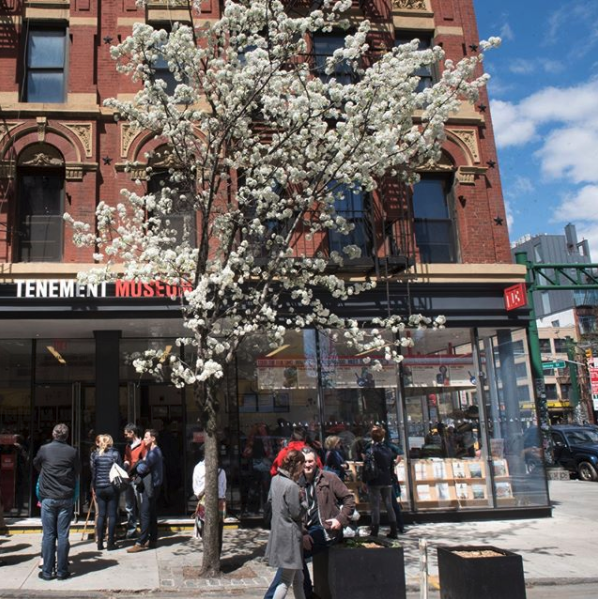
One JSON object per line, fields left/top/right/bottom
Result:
{"left": 33, "top": 423, "right": 79, "bottom": 581}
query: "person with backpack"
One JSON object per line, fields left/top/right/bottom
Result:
{"left": 362, "top": 425, "right": 399, "bottom": 539}
{"left": 90, "top": 434, "right": 122, "bottom": 551}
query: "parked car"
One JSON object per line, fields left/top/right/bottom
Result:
{"left": 523, "top": 425, "right": 598, "bottom": 481}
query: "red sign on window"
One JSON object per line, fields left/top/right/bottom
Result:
{"left": 504, "top": 283, "right": 527, "bottom": 311}
{"left": 590, "top": 368, "right": 598, "bottom": 394}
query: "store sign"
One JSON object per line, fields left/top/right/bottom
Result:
{"left": 504, "top": 283, "right": 527, "bottom": 311}
{"left": 590, "top": 367, "right": 598, "bottom": 395}
{"left": 14, "top": 279, "right": 192, "bottom": 299}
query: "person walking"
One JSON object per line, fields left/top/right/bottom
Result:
{"left": 90, "top": 434, "right": 122, "bottom": 551}
{"left": 265, "top": 449, "right": 306, "bottom": 599}
{"left": 364, "top": 425, "right": 398, "bottom": 539}
{"left": 192, "top": 446, "right": 227, "bottom": 552}
{"left": 33, "top": 423, "right": 80, "bottom": 581}
{"left": 127, "top": 429, "right": 163, "bottom": 553}
{"left": 122, "top": 424, "right": 146, "bottom": 539}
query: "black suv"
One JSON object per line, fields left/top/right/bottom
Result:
{"left": 523, "top": 424, "right": 598, "bottom": 480}
{"left": 551, "top": 425, "right": 598, "bottom": 481}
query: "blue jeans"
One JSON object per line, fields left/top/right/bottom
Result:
{"left": 264, "top": 525, "right": 332, "bottom": 599}
{"left": 41, "top": 498, "right": 73, "bottom": 578}
{"left": 124, "top": 484, "right": 140, "bottom": 535}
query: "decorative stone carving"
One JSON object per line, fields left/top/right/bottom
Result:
{"left": 37, "top": 117, "right": 48, "bottom": 142}
{"left": 0, "top": 123, "right": 19, "bottom": 144}
{"left": 20, "top": 152, "right": 64, "bottom": 168}
{"left": 456, "top": 165, "right": 487, "bottom": 185}
{"left": 65, "top": 123, "right": 93, "bottom": 157}
{"left": 392, "top": 0, "right": 427, "bottom": 10}
{"left": 65, "top": 165, "right": 84, "bottom": 181}
{"left": 121, "top": 123, "right": 141, "bottom": 158}
{"left": 451, "top": 128, "right": 480, "bottom": 164}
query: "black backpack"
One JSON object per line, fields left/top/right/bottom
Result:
{"left": 361, "top": 446, "right": 379, "bottom": 483}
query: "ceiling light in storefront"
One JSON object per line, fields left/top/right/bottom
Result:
{"left": 160, "top": 345, "right": 173, "bottom": 363}
{"left": 265, "top": 344, "right": 290, "bottom": 357}
{"left": 47, "top": 346, "right": 67, "bottom": 365}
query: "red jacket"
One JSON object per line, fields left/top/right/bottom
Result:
{"left": 270, "top": 440, "right": 322, "bottom": 476}
{"left": 124, "top": 439, "right": 147, "bottom": 473}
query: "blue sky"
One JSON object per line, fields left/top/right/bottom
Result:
{"left": 473, "top": 0, "right": 598, "bottom": 257}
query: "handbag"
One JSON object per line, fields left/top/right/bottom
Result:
{"left": 109, "top": 462, "right": 130, "bottom": 491}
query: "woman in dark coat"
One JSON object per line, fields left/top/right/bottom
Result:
{"left": 90, "top": 434, "right": 122, "bottom": 550}
{"left": 265, "top": 449, "right": 306, "bottom": 599}
{"left": 365, "top": 425, "right": 398, "bottom": 539}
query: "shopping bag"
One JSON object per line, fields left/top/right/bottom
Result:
{"left": 109, "top": 462, "right": 130, "bottom": 491}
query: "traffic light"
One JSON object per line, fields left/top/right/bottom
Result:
{"left": 585, "top": 348, "right": 593, "bottom": 361}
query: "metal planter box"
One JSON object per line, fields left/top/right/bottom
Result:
{"left": 314, "top": 539, "right": 406, "bottom": 599}
{"left": 437, "top": 545, "right": 526, "bottom": 599}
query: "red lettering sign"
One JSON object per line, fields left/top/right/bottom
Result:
{"left": 590, "top": 368, "right": 598, "bottom": 395}
{"left": 504, "top": 283, "right": 527, "bottom": 311}
{"left": 114, "top": 280, "right": 192, "bottom": 298}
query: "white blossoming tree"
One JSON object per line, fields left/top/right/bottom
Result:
{"left": 66, "top": 0, "right": 498, "bottom": 575}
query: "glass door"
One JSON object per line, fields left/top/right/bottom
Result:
{"left": 32, "top": 383, "right": 95, "bottom": 518}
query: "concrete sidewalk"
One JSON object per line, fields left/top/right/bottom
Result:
{"left": 1, "top": 479, "right": 597, "bottom": 596}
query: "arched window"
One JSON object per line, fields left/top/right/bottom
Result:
{"left": 16, "top": 144, "right": 65, "bottom": 262}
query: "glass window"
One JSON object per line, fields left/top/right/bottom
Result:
{"left": 477, "top": 327, "right": 549, "bottom": 507}
{"left": 539, "top": 338, "right": 552, "bottom": 354}
{"left": 328, "top": 183, "right": 371, "bottom": 258}
{"left": 545, "top": 384, "right": 557, "bottom": 400}
{"left": 312, "top": 34, "right": 355, "bottom": 84}
{"left": 148, "top": 171, "right": 197, "bottom": 247}
{"left": 402, "top": 327, "right": 488, "bottom": 510}
{"left": 25, "top": 28, "right": 67, "bottom": 103}
{"left": 394, "top": 32, "right": 434, "bottom": 92}
{"left": 17, "top": 170, "right": 64, "bottom": 262}
{"left": 412, "top": 176, "right": 456, "bottom": 263}
{"left": 553, "top": 338, "right": 568, "bottom": 353}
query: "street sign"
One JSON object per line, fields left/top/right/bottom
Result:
{"left": 504, "top": 283, "right": 527, "bottom": 311}
{"left": 542, "top": 361, "right": 566, "bottom": 370}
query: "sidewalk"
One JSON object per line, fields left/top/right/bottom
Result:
{"left": 1, "top": 479, "right": 597, "bottom": 596}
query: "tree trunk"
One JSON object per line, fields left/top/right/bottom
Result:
{"left": 198, "top": 382, "right": 222, "bottom": 577}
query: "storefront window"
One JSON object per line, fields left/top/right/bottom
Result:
{"left": 477, "top": 328, "right": 550, "bottom": 508}
{"left": 0, "top": 340, "right": 33, "bottom": 517}
{"left": 402, "top": 328, "right": 490, "bottom": 511}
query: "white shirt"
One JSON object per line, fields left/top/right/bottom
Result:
{"left": 192, "top": 461, "right": 227, "bottom": 499}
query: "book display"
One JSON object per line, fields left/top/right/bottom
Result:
{"left": 410, "top": 458, "right": 508, "bottom": 509}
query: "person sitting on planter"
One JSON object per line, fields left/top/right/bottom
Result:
{"left": 364, "top": 425, "right": 399, "bottom": 539}
{"left": 263, "top": 446, "right": 355, "bottom": 599}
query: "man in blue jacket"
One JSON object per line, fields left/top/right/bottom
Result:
{"left": 33, "top": 423, "right": 80, "bottom": 581}
{"left": 127, "top": 429, "right": 164, "bottom": 552}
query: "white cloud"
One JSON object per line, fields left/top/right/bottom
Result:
{"left": 509, "top": 59, "right": 534, "bottom": 75}
{"left": 492, "top": 81, "right": 598, "bottom": 181}
{"left": 540, "top": 59, "right": 565, "bottom": 74}
{"left": 491, "top": 99, "right": 537, "bottom": 147}
{"left": 553, "top": 185, "right": 598, "bottom": 223}
{"left": 499, "top": 22, "right": 515, "bottom": 42}
{"left": 504, "top": 199, "right": 514, "bottom": 230}
{"left": 552, "top": 185, "right": 598, "bottom": 259}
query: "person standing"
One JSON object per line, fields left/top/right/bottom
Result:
{"left": 90, "top": 434, "right": 122, "bottom": 550}
{"left": 192, "top": 446, "right": 227, "bottom": 552}
{"left": 270, "top": 426, "right": 322, "bottom": 476}
{"left": 33, "top": 423, "right": 80, "bottom": 581}
{"left": 127, "top": 429, "right": 163, "bottom": 553}
{"left": 122, "top": 424, "right": 147, "bottom": 539}
{"left": 365, "top": 425, "right": 398, "bottom": 539}
{"left": 265, "top": 449, "right": 306, "bottom": 599}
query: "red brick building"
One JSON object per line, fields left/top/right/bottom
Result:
{"left": 0, "top": 1, "right": 548, "bottom": 521}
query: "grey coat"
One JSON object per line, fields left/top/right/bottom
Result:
{"left": 265, "top": 470, "right": 305, "bottom": 569}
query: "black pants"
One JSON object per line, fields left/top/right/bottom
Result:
{"left": 138, "top": 485, "right": 161, "bottom": 545}
{"left": 95, "top": 485, "right": 119, "bottom": 545}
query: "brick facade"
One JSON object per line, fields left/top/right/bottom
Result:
{"left": 0, "top": 0, "right": 511, "bottom": 272}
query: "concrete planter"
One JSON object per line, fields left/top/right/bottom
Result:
{"left": 313, "top": 538, "right": 406, "bottom": 599}
{"left": 437, "top": 545, "right": 526, "bottom": 599}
